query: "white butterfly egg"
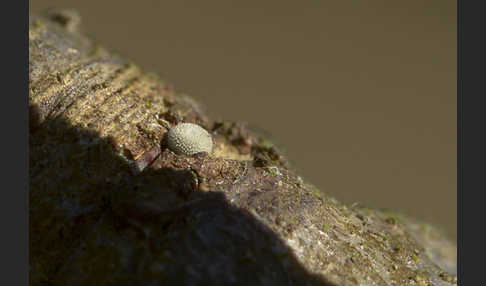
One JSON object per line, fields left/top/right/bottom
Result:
{"left": 167, "top": 123, "right": 213, "bottom": 155}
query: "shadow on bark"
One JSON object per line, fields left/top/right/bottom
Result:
{"left": 29, "top": 104, "right": 334, "bottom": 285}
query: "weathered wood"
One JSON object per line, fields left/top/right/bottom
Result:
{"left": 29, "top": 9, "right": 456, "bottom": 286}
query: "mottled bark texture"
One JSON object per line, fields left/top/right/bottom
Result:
{"left": 30, "top": 9, "right": 457, "bottom": 286}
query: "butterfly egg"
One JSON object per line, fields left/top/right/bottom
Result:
{"left": 167, "top": 123, "right": 213, "bottom": 155}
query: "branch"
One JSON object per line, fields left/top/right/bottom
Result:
{"left": 29, "top": 9, "right": 456, "bottom": 286}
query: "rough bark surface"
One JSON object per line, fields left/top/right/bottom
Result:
{"left": 29, "top": 10, "right": 457, "bottom": 286}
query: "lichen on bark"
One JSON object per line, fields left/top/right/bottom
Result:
{"left": 29, "top": 9, "right": 457, "bottom": 286}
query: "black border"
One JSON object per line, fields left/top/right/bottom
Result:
{"left": 457, "top": 0, "right": 462, "bottom": 282}
{"left": 459, "top": 0, "right": 486, "bottom": 284}
{"left": 3, "top": 0, "right": 29, "bottom": 285}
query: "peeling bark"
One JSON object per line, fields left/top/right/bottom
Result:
{"left": 29, "top": 10, "right": 457, "bottom": 286}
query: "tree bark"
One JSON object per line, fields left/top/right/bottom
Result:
{"left": 29, "top": 9, "right": 457, "bottom": 286}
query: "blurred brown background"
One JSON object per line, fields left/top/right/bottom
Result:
{"left": 30, "top": 1, "right": 457, "bottom": 239}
